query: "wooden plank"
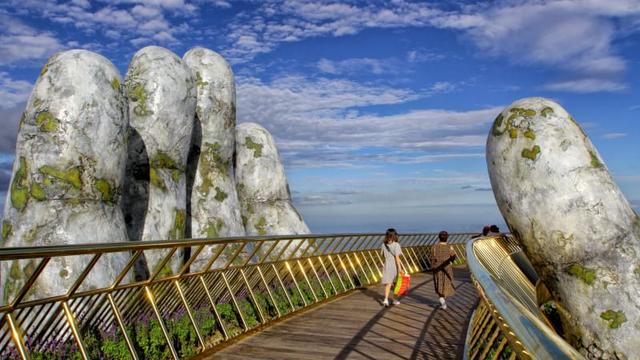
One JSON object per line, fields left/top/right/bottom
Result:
{"left": 199, "top": 267, "right": 478, "bottom": 360}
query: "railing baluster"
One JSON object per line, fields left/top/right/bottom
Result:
{"left": 174, "top": 280, "right": 205, "bottom": 348}
{"left": 198, "top": 275, "right": 229, "bottom": 341}
{"left": 6, "top": 313, "right": 29, "bottom": 360}
{"left": 271, "top": 263, "right": 295, "bottom": 311}
{"left": 61, "top": 301, "right": 88, "bottom": 360}
{"left": 240, "top": 269, "right": 266, "bottom": 324}
{"left": 107, "top": 293, "right": 139, "bottom": 360}
{"left": 256, "top": 266, "right": 280, "bottom": 318}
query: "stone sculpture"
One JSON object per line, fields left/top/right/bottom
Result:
{"left": 486, "top": 97, "right": 640, "bottom": 358}
{"left": 235, "top": 123, "right": 310, "bottom": 245}
{"left": 183, "top": 48, "right": 245, "bottom": 271}
{"left": 1, "top": 50, "right": 130, "bottom": 302}
{"left": 124, "top": 46, "right": 196, "bottom": 275}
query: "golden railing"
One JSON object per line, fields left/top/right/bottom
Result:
{"left": 464, "top": 235, "right": 584, "bottom": 360}
{"left": 0, "top": 232, "right": 471, "bottom": 359}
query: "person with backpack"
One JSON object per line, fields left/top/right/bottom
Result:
{"left": 380, "top": 228, "right": 405, "bottom": 307}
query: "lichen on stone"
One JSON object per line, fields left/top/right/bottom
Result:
{"left": 541, "top": 106, "right": 554, "bottom": 117}
{"left": 11, "top": 157, "right": 30, "bottom": 211}
{"left": 171, "top": 169, "right": 181, "bottom": 183}
{"left": 2, "top": 221, "right": 12, "bottom": 241}
{"left": 245, "top": 137, "right": 263, "bottom": 158}
{"left": 39, "top": 165, "right": 82, "bottom": 189}
{"left": 255, "top": 216, "right": 267, "bottom": 235}
{"left": 149, "top": 167, "right": 166, "bottom": 190}
{"left": 111, "top": 77, "right": 120, "bottom": 91}
{"left": 168, "top": 209, "right": 186, "bottom": 240}
{"left": 30, "top": 182, "right": 47, "bottom": 201}
{"left": 127, "top": 82, "right": 153, "bottom": 116}
{"left": 600, "top": 310, "right": 627, "bottom": 329}
{"left": 205, "top": 218, "right": 225, "bottom": 238}
{"left": 150, "top": 151, "right": 181, "bottom": 170}
{"left": 509, "top": 128, "right": 518, "bottom": 139}
{"left": 195, "top": 71, "right": 208, "bottom": 88}
{"left": 36, "top": 111, "right": 60, "bottom": 132}
{"left": 509, "top": 107, "right": 536, "bottom": 117}
{"left": 521, "top": 145, "right": 541, "bottom": 161}
{"left": 491, "top": 113, "right": 505, "bottom": 136}
{"left": 589, "top": 150, "right": 603, "bottom": 168}
{"left": 94, "top": 178, "right": 115, "bottom": 203}
{"left": 198, "top": 142, "right": 228, "bottom": 195}
{"left": 524, "top": 129, "right": 536, "bottom": 140}
{"left": 214, "top": 187, "right": 228, "bottom": 202}
{"left": 567, "top": 263, "right": 596, "bottom": 285}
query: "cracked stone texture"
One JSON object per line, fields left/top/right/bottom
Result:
{"left": 235, "top": 122, "right": 310, "bottom": 241}
{"left": 486, "top": 97, "right": 640, "bottom": 358}
{"left": 124, "top": 46, "right": 195, "bottom": 276}
{"left": 1, "top": 50, "right": 130, "bottom": 304}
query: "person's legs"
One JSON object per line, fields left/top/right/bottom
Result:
{"left": 383, "top": 283, "right": 391, "bottom": 306}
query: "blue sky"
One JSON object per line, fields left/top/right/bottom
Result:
{"left": 1, "top": 0, "right": 639, "bottom": 234}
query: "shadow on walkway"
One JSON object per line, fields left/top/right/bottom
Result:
{"left": 206, "top": 266, "right": 478, "bottom": 360}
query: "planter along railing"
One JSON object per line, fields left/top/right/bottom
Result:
{"left": 0, "top": 232, "right": 471, "bottom": 360}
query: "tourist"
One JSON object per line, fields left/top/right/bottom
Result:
{"left": 432, "top": 230, "right": 456, "bottom": 310}
{"left": 381, "top": 228, "right": 404, "bottom": 307}
{"left": 472, "top": 225, "right": 490, "bottom": 238}
{"left": 487, "top": 224, "right": 500, "bottom": 236}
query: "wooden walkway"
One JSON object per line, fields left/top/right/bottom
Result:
{"left": 201, "top": 267, "right": 478, "bottom": 360}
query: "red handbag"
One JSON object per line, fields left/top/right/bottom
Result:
{"left": 393, "top": 273, "right": 411, "bottom": 296}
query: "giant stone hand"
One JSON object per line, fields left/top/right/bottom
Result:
{"left": 487, "top": 97, "right": 640, "bottom": 358}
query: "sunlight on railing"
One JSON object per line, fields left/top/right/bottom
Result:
{"left": 0, "top": 232, "right": 470, "bottom": 360}
{"left": 464, "top": 235, "right": 584, "bottom": 360}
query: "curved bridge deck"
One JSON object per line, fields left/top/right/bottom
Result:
{"left": 201, "top": 267, "right": 477, "bottom": 360}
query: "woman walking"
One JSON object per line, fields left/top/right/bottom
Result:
{"left": 381, "top": 228, "right": 404, "bottom": 307}
{"left": 432, "top": 230, "right": 456, "bottom": 309}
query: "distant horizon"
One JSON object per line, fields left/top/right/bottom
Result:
{"left": 1, "top": 1, "right": 639, "bottom": 240}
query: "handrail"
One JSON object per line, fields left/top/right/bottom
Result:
{"left": 464, "top": 235, "right": 584, "bottom": 359}
{"left": 0, "top": 232, "right": 472, "bottom": 359}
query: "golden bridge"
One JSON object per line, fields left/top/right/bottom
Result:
{"left": 0, "top": 233, "right": 583, "bottom": 359}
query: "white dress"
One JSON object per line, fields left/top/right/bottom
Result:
{"left": 381, "top": 242, "right": 402, "bottom": 284}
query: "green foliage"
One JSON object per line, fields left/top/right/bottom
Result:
{"left": 168, "top": 315, "right": 199, "bottom": 358}
{"left": 238, "top": 299, "right": 260, "bottom": 328}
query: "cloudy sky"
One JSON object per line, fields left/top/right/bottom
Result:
{"left": 1, "top": 0, "right": 639, "bottom": 234}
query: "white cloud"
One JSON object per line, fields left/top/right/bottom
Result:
{"left": 221, "top": 0, "right": 640, "bottom": 92}
{"left": 544, "top": 78, "right": 626, "bottom": 93}
{"left": 0, "top": 15, "right": 64, "bottom": 65}
{"left": 602, "top": 132, "right": 627, "bottom": 139}
{"left": 0, "top": 72, "right": 33, "bottom": 109}
{"left": 316, "top": 57, "right": 398, "bottom": 75}
{"left": 236, "top": 74, "right": 499, "bottom": 168}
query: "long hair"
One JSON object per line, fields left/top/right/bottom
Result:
{"left": 384, "top": 228, "right": 398, "bottom": 245}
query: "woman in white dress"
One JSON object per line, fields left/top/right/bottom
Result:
{"left": 381, "top": 228, "right": 404, "bottom": 307}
